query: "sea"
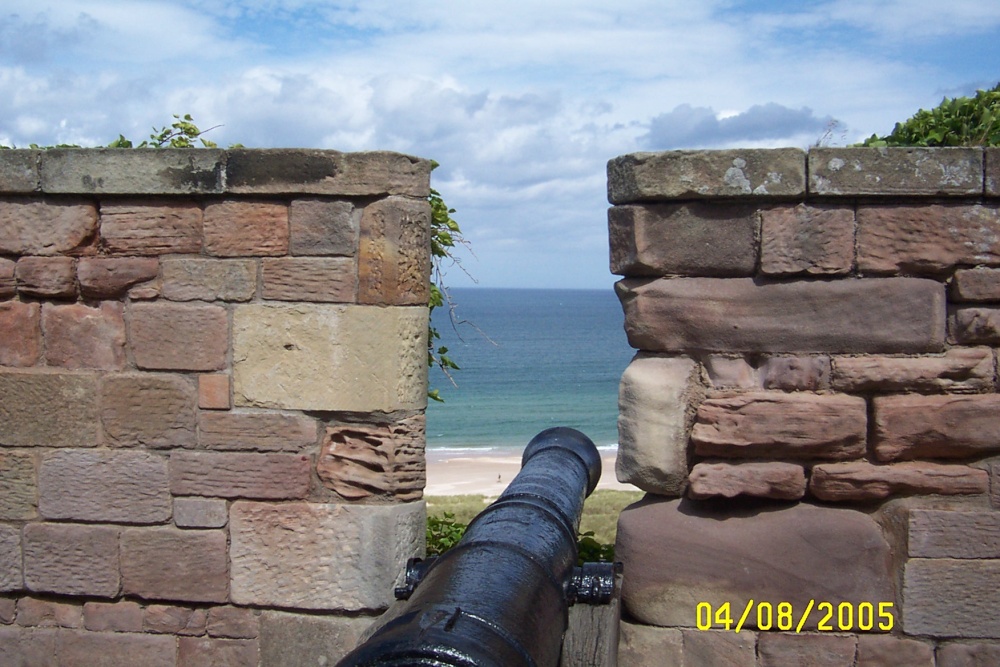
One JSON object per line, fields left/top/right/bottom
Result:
{"left": 425, "top": 287, "right": 636, "bottom": 453}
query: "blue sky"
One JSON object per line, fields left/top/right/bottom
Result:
{"left": 2, "top": 1, "right": 999, "bottom": 289}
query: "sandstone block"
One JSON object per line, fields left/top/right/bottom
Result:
{"left": 618, "top": 277, "right": 946, "bottom": 353}
{"left": 56, "top": 629, "right": 175, "bottom": 667}
{"left": 616, "top": 355, "right": 699, "bottom": 495}
{"left": 259, "top": 610, "right": 374, "bottom": 667}
{"left": 0, "top": 371, "right": 99, "bottom": 447}
{"left": 937, "top": 642, "right": 1000, "bottom": 667}
{"left": 225, "top": 149, "right": 432, "bottom": 197}
{"left": 0, "top": 258, "right": 15, "bottom": 298}
{"left": 810, "top": 462, "right": 988, "bottom": 502}
{"left": 909, "top": 509, "right": 1000, "bottom": 558}
{"left": 988, "top": 147, "right": 1000, "bottom": 196}
{"left": 15, "top": 256, "right": 76, "bottom": 299}
{"left": 810, "top": 147, "right": 983, "bottom": 195}
{"left": 42, "top": 302, "right": 126, "bottom": 370}
{"left": 78, "top": 257, "right": 159, "bottom": 299}
{"left": 15, "top": 598, "right": 82, "bottom": 627}
{"left": 198, "top": 374, "right": 231, "bottom": 410}
{"left": 99, "top": 200, "right": 203, "bottom": 254}
{"left": 0, "top": 451, "right": 36, "bottom": 520}
{"left": 262, "top": 256, "right": 357, "bottom": 302}
{"left": 101, "top": 373, "right": 196, "bottom": 448}
{"left": 874, "top": 394, "right": 1000, "bottom": 460}
{"left": 0, "top": 150, "right": 39, "bottom": 191}
{"left": 207, "top": 606, "right": 259, "bottom": 639}
{"left": 161, "top": 258, "right": 257, "bottom": 302}
{"left": 0, "top": 627, "right": 60, "bottom": 666}
{"left": 170, "top": 451, "right": 311, "bottom": 499}
{"left": 757, "top": 633, "right": 857, "bottom": 667}
{"left": 702, "top": 355, "right": 759, "bottom": 389}
{"left": 290, "top": 198, "right": 358, "bottom": 256}
{"left": 616, "top": 498, "right": 894, "bottom": 628}
{"left": 41, "top": 148, "right": 224, "bottom": 194}
{"left": 39, "top": 449, "right": 171, "bottom": 523}
{"left": 951, "top": 268, "right": 1000, "bottom": 302}
{"left": 143, "top": 605, "right": 207, "bottom": 635}
{"left": 858, "top": 203, "right": 1000, "bottom": 274}
{"left": 0, "top": 597, "right": 14, "bottom": 623}
{"left": 230, "top": 501, "right": 424, "bottom": 611}
{"left": 760, "top": 204, "right": 854, "bottom": 275}
{"left": 204, "top": 200, "right": 288, "bottom": 257}
{"left": 0, "top": 525, "right": 21, "bottom": 592}
{"left": 198, "top": 411, "right": 318, "bottom": 451}
{"left": 23, "top": 523, "right": 119, "bottom": 597}
{"left": 608, "top": 203, "right": 756, "bottom": 277}
{"left": 233, "top": 303, "right": 427, "bottom": 412}
{"left": 0, "top": 198, "right": 97, "bottom": 255}
{"left": 173, "top": 497, "right": 228, "bottom": 528}
{"left": 904, "top": 559, "right": 1000, "bottom": 638}
{"left": 951, "top": 307, "right": 1000, "bottom": 345}
{"left": 84, "top": 601, "right": 143, "bottom": 632}
{"left": 0, "top": 301, "right": 41, "bottom": 367}
{"left": 358, "top": 197, "right": 430, "bottom": 305}
{"left": 616, "top": 622, "right": 683, "bottom": 667}
{"left": 857, "top": 634, "right": 934, "bottom": 667}
{"left": 759, "top": 355, "right": 830, "bottom": 391}
{"left": 681, "top": 629, "right": 756, "bottom": 667}
{"left": 317, "top": 415, "right": 425, "bottom": 500}
{"left": 178, "top": 636, "right": 258, "bottom": 667}
{"left": 608, "top": 149, "right": 806, "bottom": 203}
{"left": 121, "top": 527, "right": 228, "bottom": 603}
{"left": 831, "top": 348, "right": 994, "bottom": 393}
{"left": 129, "top": 302, "right": 228, "bottom": 371}
{"left": 687, "top": 461, "right": 806, "bottom": 500}
{"left": 692, "top": 392, "right": 867, "bottom": 460}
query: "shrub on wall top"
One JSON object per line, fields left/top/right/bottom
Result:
{"left": 859, "top": 82, "right": 1000, "bottom": 147}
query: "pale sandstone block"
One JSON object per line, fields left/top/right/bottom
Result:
{"left": 681, "top": 629, "right": 757, "bottom": 667}
{"left": 121, "top": 527, "right": 228, "bottom": 603}
{"left": 759, "top": 355, "right": 830, "bottom": 391}
{"left": 259, "top": 610, "right": 374, "bottom": 667}
{"left": 702, "top": 355, "right": 759, "bottom": 389}
{"left": 909, "top": 510, "right": 1000, "bottom": 558}
{"left": 173, "top": 497, "right": 228, "bottom": 529}
{"left": 0, "top": 198, "right": 97, "bottom": 255}
{"left": 616, "top": 622, "right": 682, "bottom": 667}
{"left": 177, "top": 636, "right": 259, "bottom": 667}
{"left": 988, "top": 147, "right": 1000, "bottom": 196}
{"left": 39, "top": 449, "right": 171, "bottom": 523}
{"left": 129, "top": 302, "right": 228, "bottom": 371}
{"left": 0, "top": 525, "right": 21, "bottom": 592}
{"left": 42, "top": 302, "right": 126, "bottom": 370}
{"left": 198, "top": 411, "right": 317, "bottom": 451}
{"left": 904, "top": 559, "right": 1000, "bottom": 638}
{"left": 692, "top": 392, "right": 867, "bottom": 460}
{"left": 143, "top": 605, "right": 207, "bottom": 635}
{"left": 831, "top": 348, "right": 994, "bottom": 393}
{"left": 317, "top": 416, "right": 425, "bottom": 500}
{"left": 23, "top": 523, "right": 119, "bottom": 597}
{"left": 15, "top": 256, "right": 76, "bottom": 299}
{"left": 688, "top": 461, "right": 806, "bottom": 500}
{"left": 101, "top": 373, "right": 196, "bottom": 448}
{"left": 169, "top": 451, "right": 311, "bottom": 499}
{"left": 0, "top": 626, "right": 59, "bottom": 665}
{"left": 760, "top": 204, "right": 854, "bottom": 275}
{"left": 233, "top": 303, "right": 427, "bottom": 412}
{"left": 99, "top": 200, "right": 203, "bottom": 254}
{"left": 84, "top": 601, "right": 143, "bottom": 633}
{"left": 0, "top": 597, "right": 14, "bottom": 623}
{"left": 810, "top": 462, "right": 988, "bottom": 502}
{"left": 0, "top": 150, "right": 39, "bottom": 191}
{"left": 358, "top": 197, "right": 431, "bottom": 305}
{"left": 207, "top": 606, "right": 259, "bottom": 639}
{"left": 204, "top": 200, "right": 288, "bottom": 257}
{"left": 857, "top": 634, "right": 934, "bottom": 667}
{"left": 757, "top": 632, "right": 857, "bottom": 667}
{"left": 230, "top": 501, "right": 424, "bottom": 611}
{"left": 810, "top": 147, "right": 982, "bottom": 196}
{"left": 56, "top": 629, "right": 175, "bottom": 667}
{"left": 616, "top": 355, "right": 699, "bottom": 496}
{"left": 0, "top": 258, "right": 15, "bottom": 298}
{"left": 874, "top": 394, "right": 1000, "bottom": 461}
{"left": 0, "top": 452, "right": 36, "bottom": 520}
{"left": 262, "top": 256, "right": 357, "bottom": 302}
{"left": 161, "top": 258, "right": 257, "bottom": 302}
{"left": 41, "top": 148, "right": 224, "bottom": 194}
{"left": 78, "top": 257, "right": 159, "bottom": 299}
{"left": 618, "top": 277, "right": 946, "bottom": 353}
{"left": 289, "top": 198, "right": 358, "bottom": 256}
{"left": 0, "top": 371, "right": 99, "bottom": 447}
{"left": 0, "top": 301, "right": 40, "bottom": 367}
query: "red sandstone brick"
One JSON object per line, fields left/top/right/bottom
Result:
{"left": 83, "top": 601, "right": 143, "bottom": 632}
{"left": 23, "top": 523, "right": 120, "bottom": 597}
{"left": 758, "top": 632, "right": 857, "bottom": 667}
{"left": 857, "top": 634, "right": 933, "bottom": 667}
{"left": 204, "top": 200, "right": 288, "bottom": 257}
{"left": 78, "top": 257, "right": 159, "bottom": 299}
{"left": 121, "top": 527, "right": 228, "bottom": 603}
{"left": 170, "top": 451, "right": 311, "bottom": 499}
{"left": 0, "top": 258, "right": 15, "bottom": 298}
{"left": 0, "top": 301, "right": 41, "bottom": 366}
{"left": 143, "top": 604, "right": 208, "bottom": 635}
{"left": 831, "top": 348, "right": 994, "bottom": 393}
{"left": 56, "top": 629, "right": 175, "bottom": 667}
{"left": 42, "top": 302, "right": 126, "bottom": 370}
{"left": 874, "top": 394, "right": 1000, "bottom": 461}
{"left": 289, "top": 198, "right": 358, "bottom": 256}
{"left": 951, "top": 307, "right": 1000, "bottom": 345}
{"left": 0, "top": 451, "right": 36, "bottom": 520}
{"left": 178, "top": 636, "right": 259, "bottom": 667}
{"left": 100, "top": 200, "right": 202, "bottom": 255}
{"left": 0, "top": 525, "right": 21, "bottom": 592}
{"left": 161, "top": 258, "right": 257, "bottom": 302}
{"left": 0, "top": 198, "right": 98, "bottom": 256}
{"left": 129, "top": 302, "right": 228, "bottom": 371}
{"left": 0, "top": 626, "right": 59, "bottom": 665}
{"left": 358, "top": 197, "right": 430, "bottom": 305}
{"left": 101, "top": 373, "right": 197, "bottom": 448}
{"left": 810, "top": 461, "right": 988, "bottom": 501}
{"left": 760, "top": 204, "right": 854, "bottom": 276}
{"left": 173, "top": 497, "right": 228, "bottom": 528}
{"left": 937, "top": 641, "right": 1000, "bottom": 667}
{"left": 951, "top": 267, "right": 1000, "bottom": 302}
{"left": 759, "top": 355, "right": 830, "bottom": 391}
{"left": 262, "top": 257, "right": 357, "bottom": 302}
{"left": 198, "top": 411, "right": 317, "bottom": 451}
{"left": 687, "top": 461, "right": 806, "bottom": 500}
{"left": 15, "top": 256, "right": 76, "bottom": 299}
{"left": 0, "top": 597, "right": 14, "bottom": 624}
{"left": 207, "top": 606, "right": 259, "bottom": 639}
{"left": 16, "top": 597, "right": 83, "bottom": 628}
{"left": 199, "top": 374, "right": 231, "bottom": 410}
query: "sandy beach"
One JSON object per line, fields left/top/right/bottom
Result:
{"left": 425, "top": 448, "right": 638, "bottom": 496}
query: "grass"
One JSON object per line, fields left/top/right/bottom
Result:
{"left": 425, "top": 489, "right": 644, "bottom": 546}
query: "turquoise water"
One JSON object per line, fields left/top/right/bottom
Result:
{"left": 426, "top": 288, "right": 635, "bottom": 450}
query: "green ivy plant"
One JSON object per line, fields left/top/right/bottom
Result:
{"left": 858, "top": 82, "right": 1000, "bottom": 147}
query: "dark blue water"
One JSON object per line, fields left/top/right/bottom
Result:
{"left": 426, "top": 288, "right": 635, "bottom": 450}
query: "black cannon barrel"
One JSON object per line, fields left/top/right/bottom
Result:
{"left": 337, "top": 427, "right": 603, "bottom": 667}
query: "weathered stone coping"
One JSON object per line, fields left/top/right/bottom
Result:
{"left": 608, "top": 147, "right": 1000, "bottom": 202}
{"left": 0, "top": 148, "right": 432, "bottom": 197}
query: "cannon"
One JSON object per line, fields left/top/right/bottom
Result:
{"left": 337, "top": 427, "right": 620, "bottom": 667}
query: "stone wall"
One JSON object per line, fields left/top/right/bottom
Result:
{"left": 609, "top": 148, "right": 1000, "bottom": 666}
{"left": 0, "top": 149, "right": 430, "bottom": 666}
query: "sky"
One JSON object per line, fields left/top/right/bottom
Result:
{"left": 2, "top": 1, "right": 999, "bottom": 289}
